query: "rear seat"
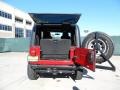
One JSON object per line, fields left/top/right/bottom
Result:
{"left": 40, "top": 39, "right": 71, "bottom": 59}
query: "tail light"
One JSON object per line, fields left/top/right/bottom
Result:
{"left": 28, "top": 47, "right": 40, "bottom": 62}
{"left": 30, "top": 48, "right": 36, "bottom": 56}
{"left": 88, "top": 50, "right": 96, "bottom": 64}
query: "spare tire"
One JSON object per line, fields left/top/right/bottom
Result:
{"left": 82, "top": 32, "right": 114, "bottom": 63}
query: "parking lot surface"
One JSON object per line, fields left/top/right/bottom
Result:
{"left": 0, "top": 52, "right": 120, "bottom": 90}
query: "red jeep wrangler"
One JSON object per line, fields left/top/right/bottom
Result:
{"left": 27, "top": 13, "right": 114, "bottom": 80}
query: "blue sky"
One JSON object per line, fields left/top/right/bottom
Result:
{"left": 3, "top": 0, "right": 120, "bottom": 36}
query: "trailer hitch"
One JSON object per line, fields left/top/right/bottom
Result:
{"left": 94, "top": 32, "right": 116, "bottom": 71}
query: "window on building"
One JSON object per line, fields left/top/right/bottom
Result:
{"left": 5, "top": 12, "right": 7, "bottom": 18}
{"left": 15, "top": 17, "right": 23, "bottom": 23}
{"left": 5, "top": 25, "right": 7, "bottom": 30}
{"left": 8, "top": 26, "right": 12, "bottom": 31}
{"left": 1, "top": 11, "right": 4, "bottom": 17}
{"left": 0, "top": 24, "right": 2, "bottom": 30}
{"left": 0, "top": 24, "right": 12, "bottom": 31}
{"left": 0, "top": 11, "right": 1, "bottom": 16}
{"left": 15, "top": 27, "right": 24, "bottom": 38}
{"left": 8, "top": 14, "right": 12, "bottom": 19}
{"left": 26, "top": 30, "right": 32, "bottom": 37}
{"left": 0, "top": 10, "right": 12, "bottom": 19}
{"left": 26, "top": 20, "right": 32, "bottom": 25}
{"left": 2, "top": 25, "right": 5, "bottom": 30}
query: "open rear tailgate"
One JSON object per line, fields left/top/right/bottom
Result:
{"left": 29, "top": 13, "right": 81, "bottom": 24}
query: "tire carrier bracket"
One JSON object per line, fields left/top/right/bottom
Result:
{"left": 94, "top": 32, "right": 116, "bottom": 71}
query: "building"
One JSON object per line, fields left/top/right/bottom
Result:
{"left": 0, "top": 1, "right": 34, "bottom": 38}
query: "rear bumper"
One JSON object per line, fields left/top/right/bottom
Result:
{"left": 30, "top": 65, "right": 76, "bottom": 75}
{"left": 29, "top": 60, "right": 74, "bottom": 65}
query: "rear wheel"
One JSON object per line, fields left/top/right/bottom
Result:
{"left": 27, "top": 64, "right": 39, "bottom": 80}
{"left": 82, "top": 32, "right": 114, "bottom": 63}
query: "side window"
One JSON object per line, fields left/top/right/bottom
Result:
{"left": 43, "top": 31, "right": 52, "bottom": 39}
{"left": 34, "top": 29, "right": 41, "bottom": 45}
{"left": 61, "top": 31, "right": 71, "bottom": 39}
{"left": 35, "top": 35, "right": 40, "bottom": 45}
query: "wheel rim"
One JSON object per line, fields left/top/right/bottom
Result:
{"left": 87, "top": 39, "right": 107, "bottom": 56}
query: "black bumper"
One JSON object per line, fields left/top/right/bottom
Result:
{"left": 31, "top": 65, "right": 76, "bottom": 75}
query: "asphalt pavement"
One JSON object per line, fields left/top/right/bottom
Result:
{"left": 0, "top": 52, "right": 120, "bottom": 90}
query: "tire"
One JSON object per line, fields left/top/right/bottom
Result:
{"left": 27, "top": 64, "right": 39, "bottom": 80}
{"left": 82, "top": 32, "right": 114, "bottom": 63}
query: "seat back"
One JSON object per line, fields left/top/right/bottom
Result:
{"left": 40, "top": 39, "right": 71, "bottom": 59}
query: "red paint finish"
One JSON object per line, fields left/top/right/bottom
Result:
{"left": 29, "top": 46, "right": 40, "bottom": 56}
{"left": 29, "top": 47, "right": 75, "bottom": 65}
{"left": 74, "top": 48, "right": 96, "bottom": 71}
{"left": 28, "top": 46, "right": 95, "bottom": 71}
{"left": 70, "top": 47, "right": 75, "bottom": 59}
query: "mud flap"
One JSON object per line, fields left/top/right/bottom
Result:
{"left": 74, "top": 48, "right": 96, "bottom": 72}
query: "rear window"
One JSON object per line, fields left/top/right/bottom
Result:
{"left": 31, "top": 24, "right": 76, "bottom": 46}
